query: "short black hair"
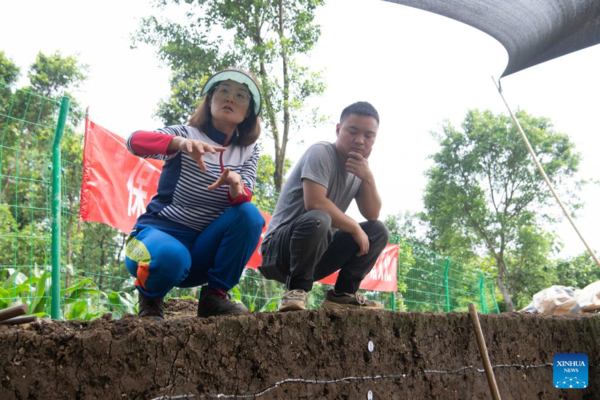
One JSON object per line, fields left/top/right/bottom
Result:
{"left": 339, "top": 101, "right": 380, "bottom": 125}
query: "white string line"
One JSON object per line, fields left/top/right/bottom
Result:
{"left": 150, "top": 362, "right": 560, "bottom": 400}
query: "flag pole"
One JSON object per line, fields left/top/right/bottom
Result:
{"left": 492, "top": 77, "right": 600, "bottom": 268}
{"left": 85, "top": 106, "right": 90, "bottom": 135}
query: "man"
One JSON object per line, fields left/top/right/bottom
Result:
{"left": 259, "top": 101, "right": 389, "bottom": 311}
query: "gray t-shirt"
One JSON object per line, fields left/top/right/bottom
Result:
{"left": 263, "top": 141, "right": 362, "bottom": 242}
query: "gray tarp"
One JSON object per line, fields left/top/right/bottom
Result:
{"left": 384, "top": 0, "right": 600, "bottom": 77}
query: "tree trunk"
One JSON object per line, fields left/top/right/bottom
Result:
{"left": 495, "top": 258, "right": 515, "bottom": 312}
{"left": 258, "top": 58, "right": 282, "bottom": 192}
{"left": 274, "top": 146, "right": 284, "bottom": 192}
{"left": 275, "top": 0, "right": 290, "bottom": 193}
{"left": 0, "top": 162, "right": 15, "bottom": 200}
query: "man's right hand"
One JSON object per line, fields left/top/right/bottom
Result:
{"left": 304, "top": 179, "right": 371, "bottom": 255}
{"left": 351, "top": 224, "right": 370, "bottom": 257}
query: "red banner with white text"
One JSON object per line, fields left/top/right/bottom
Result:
{"left": 79, "top": 119, "right": 163, "bottom": 233}
{"left": 317, "top": 244, "right": 399, "bottom": 292}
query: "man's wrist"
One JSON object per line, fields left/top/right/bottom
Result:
{"left": 362, "top": 169, "right": 375, "bottom": 182}
{"left": 350, "top": 220, "right": 362, "bottom": 234}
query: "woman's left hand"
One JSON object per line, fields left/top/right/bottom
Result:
{"left": 207, "top": 168, "right": 245, "bottom": 198}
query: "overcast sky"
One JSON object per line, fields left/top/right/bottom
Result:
{"left": 2, "top": 0, "right": 599, "bottom": 258}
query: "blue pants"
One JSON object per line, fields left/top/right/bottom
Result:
{"left": 125, "top": 202, "right": 264, "bottom": 298}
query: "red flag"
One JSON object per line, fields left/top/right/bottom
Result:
{"left": 246, "top": 211, "right": 272, "bottom": 270}
{"left": 79, "top": 119, "right": 163, "bottom": 233}
{"left": 318, "top": 244, "right": 399, "bottom": 292}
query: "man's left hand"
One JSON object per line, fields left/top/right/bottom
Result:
{"left": 345, "top": 151, "right": 373, "bottom": 180}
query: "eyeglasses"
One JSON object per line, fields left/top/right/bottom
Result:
{"left": 214, "top": 85, "right": 251, "bottom": 105}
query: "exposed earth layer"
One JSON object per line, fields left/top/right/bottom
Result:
{"left": 1, "top": 300, "right": 598, "bottom": 399}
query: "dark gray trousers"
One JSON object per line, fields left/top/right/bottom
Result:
{"left": 259, "top": 210, "right": 390, "bottom": 293}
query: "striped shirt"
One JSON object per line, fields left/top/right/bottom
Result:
{"left": 126, "top": 124, "right": 260, "bottom": 232}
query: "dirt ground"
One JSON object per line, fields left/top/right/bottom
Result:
{"left": 0, "top": 300, "right": 598, "bottom": 399}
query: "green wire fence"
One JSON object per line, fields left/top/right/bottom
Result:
{"left": 0, "top": 83, "right": 59, "bottom": 318}
{"left": 0, "top": 85, "right": 499, "bottom": 320}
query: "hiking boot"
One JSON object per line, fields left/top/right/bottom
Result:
{"left": 321, "top": 289, "right": 383, "bottom": 310}
{"left": 138, "top": 292, "right": 165, "bottom": 321}
{"left": 197, "top": 286, "right": 248, "bottom": 318}
{"left": 279, "top": 289, "right": 308, "bottom": 312}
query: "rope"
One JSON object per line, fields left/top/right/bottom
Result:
{"left": 492, "top": 76, "right": 600, "bottom": 268}
{"left": 150, "top": 362, "right": 559, "bottom": 399}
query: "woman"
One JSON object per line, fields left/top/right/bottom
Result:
{"left": 125, "top": 69, "right": 265, "bottom": 319}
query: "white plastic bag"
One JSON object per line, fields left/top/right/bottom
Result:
{"left": 576, "top": 281, "right": 600, "bottom": 312}
{"left": 520, "top": 285, "right": 580, "bottom": 315}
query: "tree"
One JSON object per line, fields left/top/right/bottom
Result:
{"left": 134, "top": 0, "right": 327, "bottom": 191}
{"left": 383, "top": 211, "right": 422, "bottom": 244}
{"left": 28, "top": 52, "right": 87, "bottom": 99}
{"left": 1, "top": 52, "right": 88, "bottom": 227}
{"left": 505, "top": 226, "right": 556, "bottom": 309}
{"left": 252, "top": 153, "right": 291, "bottom": 214}
{"left": 0, "top": 51, "right": 20, "bottom": 86}
{"left": 553, "top": 252, "right": 600, "bottom": 289}
{"left": 423, "top": 109, "right": 581, "bottom": 311}
{"left": 0, "top": 51, "right": 101, "bottom": 277}
{"left": 0, "top": 52, "right": 20, "bottom": 118}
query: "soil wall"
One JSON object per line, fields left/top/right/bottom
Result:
{"left": 1, "top": 307, "right": 598, "bottom": 399}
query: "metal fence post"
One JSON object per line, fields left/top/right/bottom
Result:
{"left": 51, "top": 96, "right": 70, "bottom": 320}
{"left": 490, "top": 281, "right": 500, "bottom": 313}
{"left": 444, "top": 257, "right": 451, "bottom": 312}
{"left": 478, "top": 273, "right": 487, "bottom": 314}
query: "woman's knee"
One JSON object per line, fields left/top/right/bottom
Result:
{"left": 234, "top": 202, "right": 265, "bottom": 231}
{"left": 126, "top": 232, "right": 191, "bottom": 281}
{"left": 153, "top": 246, "right": 192, "bottom": 277}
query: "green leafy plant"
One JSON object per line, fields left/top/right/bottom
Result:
{"left": 1, "top": 268, "right": 138, "bottom": 320}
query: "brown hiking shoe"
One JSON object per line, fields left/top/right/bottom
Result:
{"left": 138, "top": 292, "right": 165, "bottom": 321}
{"left": 321, "top": 289, "right": 383, "bottom": 310}
{"left": 197, "top": 286, "right": 248, "bottom": 318}
{"left": 279, "top": 289, "right": 308, "bottom": 311}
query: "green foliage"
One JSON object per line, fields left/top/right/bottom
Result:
{"left": 393, "top": 240, "right": 416, "bottom": 311}
{"left": 1, "top": 51, "right": 88, "bottom": 246}
{"left": 235, "top": 268, "right": 284, "bottom": 312}
{"left": 553, "top": 252, "right": 600, "bottom": 289}
{"left": 1, "top": 267, "right": 48, "bottom": 315}
{"left": 0, "top": 51, "right": 136, "bottom": 321}
{"left": 505, "top": 226, "right": 556, "bottom": 309}
{"left": 105, "top": 290, "right": 138, "bottom": 316}
{"left": 252, "top": 153, "right": 290, "bottom": 213}
{"left": 134, "top": 0, "right": 327, "bottom": 190}
{"left": 0, "top": 266, "right": 137, "bottom": 320}
{"left": 423, "top": 109, "right": 582, "bottom": 310}
{"left": 384, "top": 211, "right": 423, "bottom": 245}
{"left": 0, "top": 51, "right": 20, "bottom": 85}
{"left": 28, "top": 51, "right": 87, "bottom": 99}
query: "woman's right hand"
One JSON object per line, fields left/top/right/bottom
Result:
{"left": 169, "top": 137, "right": 226, "bottom": 171}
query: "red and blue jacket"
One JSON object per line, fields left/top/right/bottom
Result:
{"left": 126, "top": 124, "right": 259, "bottom": 232}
